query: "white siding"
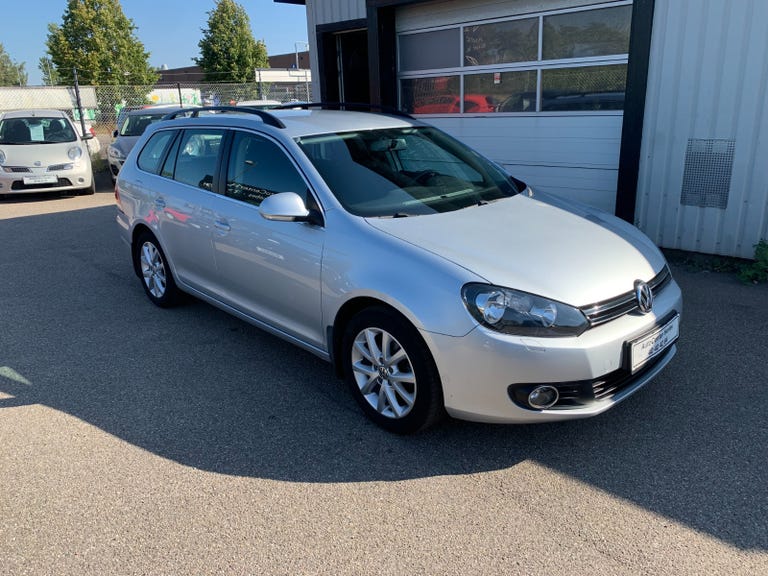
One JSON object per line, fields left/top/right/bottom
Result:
{"left": 433, "top": 115, "right": 622, "bottom": 212}
{"left": 306, "top": 0, "right": 365, "bottom": 25}
{"left": 636, "top": 0, "right": 768, "bottom": 258}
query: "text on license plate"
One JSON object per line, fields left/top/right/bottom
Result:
{"left": 629, "top": 315, "right": 680, "bottom": 372}
{"left": 23, "top": 174, "right": 58, "bottom": 185}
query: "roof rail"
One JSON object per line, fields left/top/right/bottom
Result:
{"left": 272, "top": 101, "right": 413, "bottom": 119}
{"left": 161, "top": 106, "right": 285, "bottom": 129}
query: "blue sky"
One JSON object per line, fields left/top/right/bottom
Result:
{"left": 4, "top": 0, "right": 309, "bottom": 85}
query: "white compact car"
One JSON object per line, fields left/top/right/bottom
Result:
{"left": 0, "top": 109, "right": 95, "bottom": 197}
{"left": 115, "top": 106, "right": 682, "bottom": 433}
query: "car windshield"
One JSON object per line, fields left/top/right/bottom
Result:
{"left": 120, "top": 113, "right": 165, "bottom": 136}
{"left": 0, "top": 117, "right": 77, "bottom": 144}
{"left": 297, "top": 126, "right": 519, "bottom": 217}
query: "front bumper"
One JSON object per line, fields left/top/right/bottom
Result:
{"left": 0, "top": 164, "right": 93, "bottom": 194}
{"left": 423, "top": 278, "right": 683, "bottom": 424}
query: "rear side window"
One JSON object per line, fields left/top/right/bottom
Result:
{"left": 137, "top": 130, "right": 176, "bottom": 174}
{"left": 173, "top": 129, "right": 225, "bottom": 191}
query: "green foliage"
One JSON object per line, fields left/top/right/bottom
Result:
{"left": 196, "top": 0, "right": 269, "bottom": 83}
{"left": 45, "top": 0, "right": 159, "bottom": 86}
{"left": 39, "top": 57, "right": 60, "bottom": 86}
{"left": 0, "top": 43, "right": 27, "bottom": 86}
{"left": 738, "top": 240, "right": 768, "bottom": 284}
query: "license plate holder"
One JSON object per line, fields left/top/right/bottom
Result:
{"left": 23, "top": 174, "right": 58, "bottom": 185}
{"left": 628, "top": 314, "right": 680, "bottom": 373}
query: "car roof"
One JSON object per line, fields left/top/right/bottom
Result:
{"left": 159, "top": 108, "right": 420, "bottom": 139}
{"left": 1, "top": 109, "right": 68, "bottom": 119}
{"left": 125, "top": 106, "right": 188, "bottom": 117}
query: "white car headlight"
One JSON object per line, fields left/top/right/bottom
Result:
{"left": 68, "top": 146, "right": 83, "bottom": 160}
{"left": 462, "top": 283, "right": 588, "bottom": 337}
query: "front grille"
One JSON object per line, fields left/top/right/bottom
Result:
{"left": 47, "top": 163, "right": 71, "bottom": 172}
{"left": 3, "top": 166, "right": 32, "bottom": 173}
{"left": 11, "top": 178, "right": 72, "bottom": 190}
{"left": 580, "top": 266, "right": 672, "bottom": 327}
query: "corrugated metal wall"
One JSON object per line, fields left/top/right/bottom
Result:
{"left": 636, "top": 0, "right": 768, "bottom": 258}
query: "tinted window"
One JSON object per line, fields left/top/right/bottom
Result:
{"left": 137, "top": 130, "right": 176, "bottom": 174}
{"left": 225, "top": 132, "right": 306, "bottom": 206}
{"left": 464, "top": 18, "right": 538, "bottom": 66}
{"left": 543, "top": 5, "right": 631, "bottom": 60}
{"left": 174, "top": 129, "right": 224, "bottom": 191}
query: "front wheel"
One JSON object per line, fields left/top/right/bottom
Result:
{"left": 134, "top": 232, "right": 180, "bottom": 308}
{"left": 342, "top": 307, "right": 444, "bottom": 434}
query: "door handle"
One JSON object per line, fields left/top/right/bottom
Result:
{"left": 214, "top": 219, "right": 231, "bottom": 232}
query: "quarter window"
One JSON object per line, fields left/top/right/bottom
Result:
{"left": 225, "top": 132, "right": 307, "bottom": 207}
{"left": 137, "top": 130, "right": 176, "bottom": 174}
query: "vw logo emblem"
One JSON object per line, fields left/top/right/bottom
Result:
{"left": 34, "top": 161, "right": 42, "bottom": 167}
{"left": 634, "top": 280, "right": 653, "bottom": 314}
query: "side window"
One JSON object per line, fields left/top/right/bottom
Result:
{"left": 174, "top": 129, "right": 224, "bottom": 191}
{"left": 225, "top": 132, "right": 307, "bottom": 206}
{"left": 137, "top": 130, "right": 176, "bottom": 174}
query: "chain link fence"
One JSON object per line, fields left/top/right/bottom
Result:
{"left": 0, "top": 79, "right": 313, "bottom": 160}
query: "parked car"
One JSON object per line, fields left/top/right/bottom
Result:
{"left": 412, "top": 94, "right": 496, "bottom": 114}
{"left": 0, "top": 109, "right": 95, "bottom": 197}
{"left": 115, "top": 106, "right": 681, "bottom": 433}
{"left": 108, "top": 106, "right": 192, "bottom": 182}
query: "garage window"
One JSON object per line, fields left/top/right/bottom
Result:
{"left": 399, "top": 1, "right": 631, "bottom": 114}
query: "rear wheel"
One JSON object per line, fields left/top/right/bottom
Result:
{"left": 342, "top": 307, "right": 444, "bottom": 434}
{"left": 134, "top": 232, "right": 180, "bottom": 307}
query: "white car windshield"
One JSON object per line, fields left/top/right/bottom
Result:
{"left": 297, "top": 126, "right": 519, "bottom": 217}
{"left": 0, "top": 117, "right": 76, "bottom": 144}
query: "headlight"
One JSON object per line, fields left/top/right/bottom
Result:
{"left": 462, "top": 283, "right": 588, "bottom": 337}
{"left": 108, "top": 146, "right": 125, "bottom": 160}
{"left": 68, "top": 146, "right": 83, "bottom": 160}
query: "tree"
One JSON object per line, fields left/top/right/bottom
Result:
{"left": 196, "top": 0, "right": 268, "bottom": 83}
{"left": 45, "top": 0, "right": 158, "bottom": 85}
{"left": 0, "top": 43, "right": 27, "bottom": 86}
{"left": 38, "top": 57, "right": 60, "bottom": 86}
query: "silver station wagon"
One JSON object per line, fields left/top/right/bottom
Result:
{"left": 115, "top": 106, "right": 682, "bottom": 433}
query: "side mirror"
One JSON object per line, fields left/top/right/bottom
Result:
{"left": 259, "top": 192, "right": 311, "bottom": 222}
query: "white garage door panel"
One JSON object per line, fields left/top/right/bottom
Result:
{"left": 428, "top": 115, "right": 623, "bottom": 212}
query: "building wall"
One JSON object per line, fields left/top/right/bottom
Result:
{"left": 636, "top": 0, "right": 768, "bottom": 257}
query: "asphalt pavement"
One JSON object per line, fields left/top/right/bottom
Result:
{"left": 1, "top": 178, "right": 766, "bottom": 575}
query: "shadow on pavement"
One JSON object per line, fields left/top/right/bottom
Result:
{"left": 0, "top": 204, "right": 765, "bottom": 551}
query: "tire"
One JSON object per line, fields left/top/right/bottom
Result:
{"left": 342, "top": 307, "right": 444, "bottom": 434}
{"left": 134, "top": 231, "right": 180, "bottom": 308}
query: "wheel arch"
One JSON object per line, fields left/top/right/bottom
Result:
{"left": 330, "top": 296, "right": 418, "bottom": 379}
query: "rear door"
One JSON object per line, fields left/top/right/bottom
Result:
{"left": 207, "top": 130, "right": 325, "bottom": 348}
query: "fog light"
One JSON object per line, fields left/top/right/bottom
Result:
{"left": 78, "top": 177, "right": 85, "bottom": 183}
{"left": 528, "top": 385, "right": 559, "bottom": 409}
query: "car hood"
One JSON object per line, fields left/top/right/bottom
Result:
{"left": 1, "top": 141, "right": 85, "bottom": 166}
{"left": 110, "top": 135, "right": 141, "bottom": 156}
{"left": 365, "top": 193, "right": 666, "bottom": 306}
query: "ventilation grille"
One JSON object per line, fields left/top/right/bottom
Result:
{"left": 680, "top": 139, "right": 735, "bottom": 209}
